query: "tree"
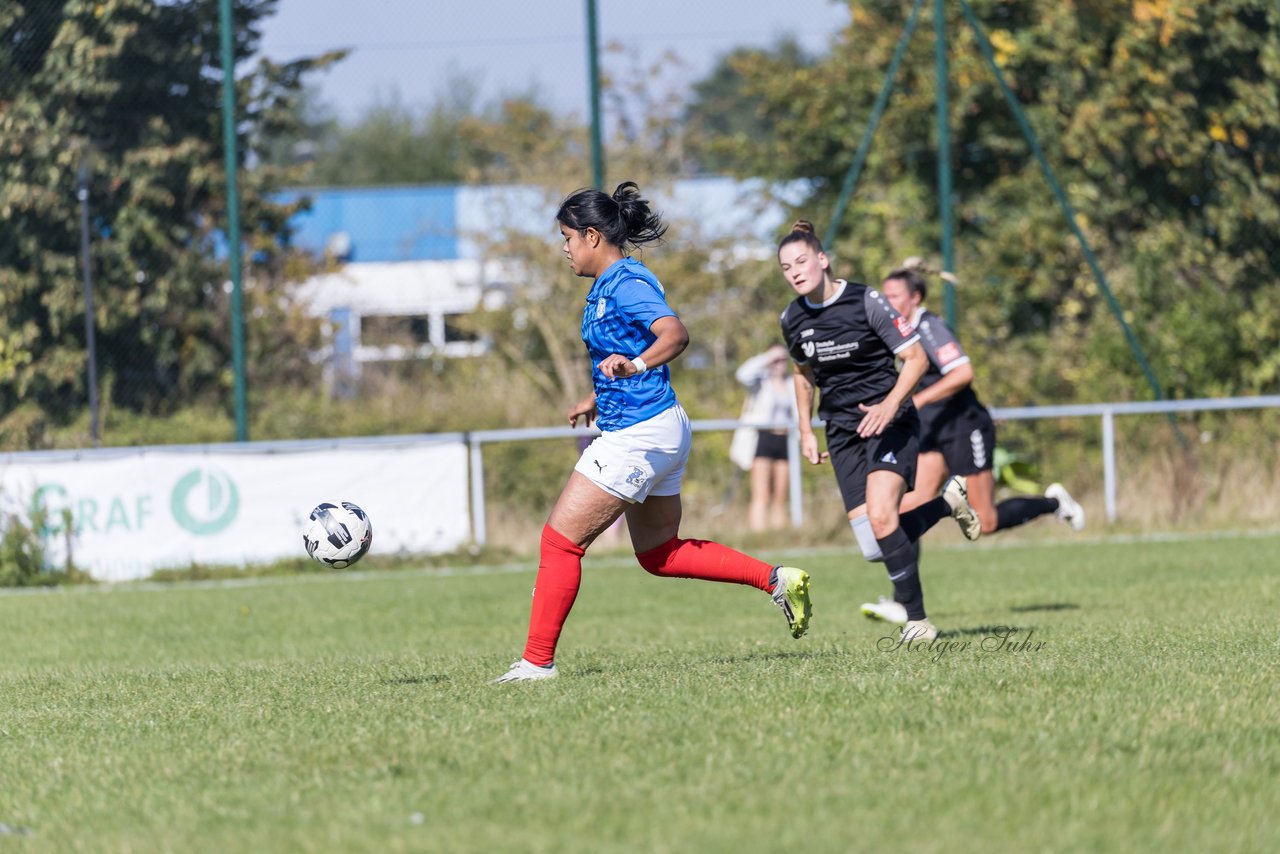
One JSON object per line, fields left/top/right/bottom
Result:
{"left": 682, "top": 0, "right": 1280, "bottom": 402}
{"left": 0, "top": 0, "right": 336, "bottom": 449}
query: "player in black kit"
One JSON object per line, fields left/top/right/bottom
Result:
{"left": 776, "top": 222, "right": 981, "bottom": 642}
{"left": 882, "top": 263, "right": 1085, "bottom": 532}
{"left": 861, "top": 263, "right": 1086, "bottom": 626}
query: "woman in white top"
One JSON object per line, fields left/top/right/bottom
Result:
{"left": 735, "top": 344, "right": 798, "bottom": 531}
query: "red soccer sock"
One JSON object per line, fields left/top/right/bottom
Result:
{"left": 521, "top": 524, "right": 587, "bottom": 667}
{"left": 635, "top": 537, "right": 773, "bottom": 592}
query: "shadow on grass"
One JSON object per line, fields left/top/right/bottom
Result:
{"left": 1009, "top": 602, "right": 1080, "bottom": 613}
{"left": 383, "top": 674, "right": 451, "bottom": 685}
{"left": 938, "top": 624, "right": 1039, "bottom": 639}
{"left": 704, "top": 648, "right": 847, "bottom": 666}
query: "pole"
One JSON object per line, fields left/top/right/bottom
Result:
{"left": 219, "top": 0, "right": 248, "bottom": 441}
{"left": 585, "top": 0, "right": 605, "bottom": 188}
{"left": 934, "top": 0, "right": 956, "bottom": 327}
{"left": 469, "top": 435, "right": 487, "bottom": 546}
{"left": 1102, "top": 408, "right": 1116, "bottom": 523}
{"left": 77, "top": 155, "right": 101, "bottom": 448}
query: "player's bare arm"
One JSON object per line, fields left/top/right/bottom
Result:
{"left": 912, "top": 359, "right": 974, "bottom": 409}
{"left": 793, "top": 364, "right": 827, "bottom": 464}
{"left": 568, "top": 392, "right": 598, "bottom": 427}
{"left": 596, "top": 315, "right": 690, "bottom": 378}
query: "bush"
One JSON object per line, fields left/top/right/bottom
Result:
{"left": 0, "top": 504, "right": 85, "bottom": 587}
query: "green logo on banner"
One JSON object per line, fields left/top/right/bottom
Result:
{"left": 170, "top": 468, "right": 239, "bottom": 535}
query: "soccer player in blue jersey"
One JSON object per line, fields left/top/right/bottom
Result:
{"left": 776, "top": 221, "right": 981, "bottom": 643}
{"left": 494, "top": 182, "right": 813, "bottom": 683}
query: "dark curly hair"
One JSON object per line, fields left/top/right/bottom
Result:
{"left": 556, "top": 181, "right": 667, "bottom": 250}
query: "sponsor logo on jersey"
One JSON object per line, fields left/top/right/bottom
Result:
{"left": 893, "top": 315, "right": 915, "bottom": 337}
{"left": 596, "top": 297, "right": 607, "bottom": 319}
{"left": 937, "top": 341, "right": 962, "bottom": 364}
{"left": 800, "top": 328, "right": 815, "bottom": 337}
{"left": 801, "top": 341, "right": 817, "bottom": 359}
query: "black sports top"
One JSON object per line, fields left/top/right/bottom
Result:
{"left": 779, "top": 280, "right": 920, "bottom": 428}
{"left": 912, "top": 307, "right": 987, "bottom": 439}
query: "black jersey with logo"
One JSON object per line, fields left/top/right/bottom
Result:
{"left": 913, "top": 308, "right": 987, "bottom": 440}
{"left": 779, "top": 280, "right": 920, "bottom": 428}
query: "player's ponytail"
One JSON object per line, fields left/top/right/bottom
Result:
{"left": 887, "top": 257, "right": 960, "bottom": 302}
{"left": 611, "top": 181, "right": 667, "bottom": 247}
{"left": 556, "top": 181, "right": 666, "bottom": 250}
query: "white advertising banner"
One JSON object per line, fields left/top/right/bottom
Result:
{"left": 0, "top": 439, "right": 470, "bottom": 581}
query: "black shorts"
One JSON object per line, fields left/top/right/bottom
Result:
{"left": 922, "top": 409, "right": 996, "bottom": 476}
{"left": 824, "top": 413, "right": 919, "bottom": 512}
{"left": 754, "top": 431, "right": 788, "bottom": 461}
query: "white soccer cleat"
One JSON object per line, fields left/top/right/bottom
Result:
{"left": 492, "top": 658, "right": 558, "bottom": 684}
{"left": 942, "top": 475, "right": 982, "bottom": 541}
{"left": 861, "top": 596, "right": 908, "bottom": 625}
{"left": 902, "top": 619, "right": 939, "bottom": 643}
{"left": 1045, "top": 483, "right": 1085, "bottom": 532}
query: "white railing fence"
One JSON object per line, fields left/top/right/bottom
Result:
{"left": 465, "top": 395, "right": 1280, "bottom": 546}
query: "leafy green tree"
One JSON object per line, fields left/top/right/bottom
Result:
{"left": 0, "top": 0, "right": 335, "bottom": 449}
{"left": 683, "top": 38, "right": 815, "bottom": 176}
{"left": 683, "top": 0, "right": 1280, "bottom": 402}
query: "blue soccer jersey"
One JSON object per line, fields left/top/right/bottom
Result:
{"left": 582, "top": 257, "right": 678, "bottom": 431}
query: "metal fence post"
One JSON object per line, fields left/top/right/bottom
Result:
{"left": 468, "top": 434, "right": 487, "bottom": 546}
{"left": 787, "top": 424, "right": 803, "bottom": 528}
{"left": 1102, "top": 408, "right": 1116, "bottom": 523}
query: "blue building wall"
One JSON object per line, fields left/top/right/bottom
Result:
{"left": 283, "top": 178, "right": 806, "bottom": 264}
{"left": 286, "top": 185, "right": 461, "bottom": 262}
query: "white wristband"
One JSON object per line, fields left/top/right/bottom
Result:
{"left": 630, "top": 356, "right": 648, "bottom": 374}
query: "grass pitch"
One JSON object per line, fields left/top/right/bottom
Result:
{"left": 2, "top": 532, "right": 1277, "bottom": 852}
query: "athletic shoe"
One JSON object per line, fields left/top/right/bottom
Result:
{"left": 861, "top": 596, "right": 908, "bottom": 625}
{"left": 942, "top": 475, "right": 982, "bottom": 541}
{"left": 1045, "top": 483, "right": 1085, "bottom": 531}
{"left": 492, "top": 658, "right": 558, "bottom": 684}
{"left": 771, "top": 566, "right": 813, "bottom": 639}
{"left": 902, "top": 619, "right": 939, "bottom": 643}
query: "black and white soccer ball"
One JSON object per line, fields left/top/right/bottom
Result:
{"left": 302, "top": 501, "right": 373, "bottom": 568}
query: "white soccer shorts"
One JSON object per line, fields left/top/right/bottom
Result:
{"left": 573, "top": 403, "right": 691, "bottom": 503}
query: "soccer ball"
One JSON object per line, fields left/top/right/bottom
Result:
{"left": 302, "top": 501, "right": 373, "bottom": 568}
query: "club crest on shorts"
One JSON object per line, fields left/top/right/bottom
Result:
{"left": 626, "top": 466, "right": 648, "bottom": 487}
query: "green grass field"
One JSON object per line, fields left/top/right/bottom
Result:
{"left": 2, "top": 532, "right": 1278, "bottom": 853}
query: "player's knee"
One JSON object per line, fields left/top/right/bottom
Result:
{"left": 849, "top": 515, "right": 884, "bottom": 562}
{"left": 635, "top": 536, "right": 681, "bottom": 574}
{"left": 864, "top": 506, "right": 898, "bottom": 539}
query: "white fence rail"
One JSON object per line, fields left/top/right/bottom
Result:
{"left": 3, "top": 396, "right": 1276, "bottom": 576}
{"left": 465, "top": 395, "right": 1280, "bottom": 545}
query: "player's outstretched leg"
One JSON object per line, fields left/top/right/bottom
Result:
{"left": 635, "top": 537, "right": 812, "bottom": 639}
